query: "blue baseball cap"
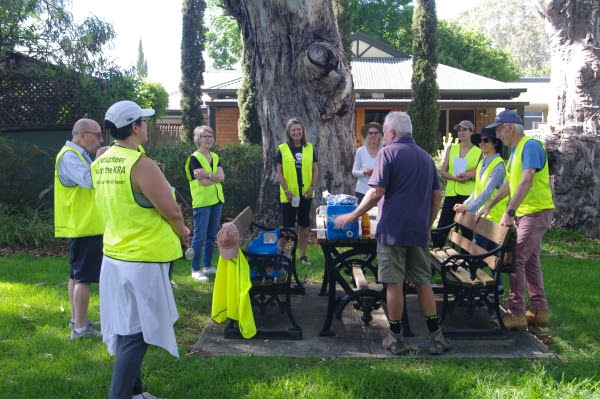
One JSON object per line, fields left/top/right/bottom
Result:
{"left": 485, "top": 109, "right": 522, "bottom": 128}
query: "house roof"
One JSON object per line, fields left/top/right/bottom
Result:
{"left": 173, "top": 32, "right": 527, "bottom": 109}
{"left": 202, "top": 58, "right": 524, "bottom": 101}
{"left": 350, "top": 31, "right": 411, "bottom": 58}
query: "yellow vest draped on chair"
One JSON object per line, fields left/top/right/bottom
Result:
{"left": 211, "top": 250, "right": 257, "bottom": 339}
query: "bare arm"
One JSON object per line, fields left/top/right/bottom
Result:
{"left": 276, "top": 162, "right": 293, "bottom": 202}
{"left": 305, "top": 162, "right": 318, "bottom": 199}
{"left": 132, "top": 157, "right": 189, "bottom": 247}
{"left": 495, "top": 168, "right": 535, "bottom": 226}
{"left": 430, "top": 189, "right": 443, "bottom": 228}
{"left": 195, "top": 166, "right": 225, "bottom": 186}
{"left": 335, "top": 186, "right": 384, "bottom": 229}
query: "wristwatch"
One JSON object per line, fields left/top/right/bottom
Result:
{"left": 506, "top": 209, "right": 516, "bottom": 217}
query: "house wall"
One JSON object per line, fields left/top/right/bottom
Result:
{"left": 213, "top": 107, "right": 240, "bottom": 147}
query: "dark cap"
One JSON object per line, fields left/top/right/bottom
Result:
{"left": 485, "top": 109, "right": 522, "bottom": 128}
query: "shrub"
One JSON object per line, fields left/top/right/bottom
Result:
{"left": 147, "top": 141, "right": 263, "bottom": 220}
{"left": 0, "top": 136, "right": 54, "bottom": 207}
{"left": 0, "top": 203, "right": 58, "bottom": 248}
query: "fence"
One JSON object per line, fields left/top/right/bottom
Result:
{"left": 150, "top": 124, "right": 182, "bottom": 148}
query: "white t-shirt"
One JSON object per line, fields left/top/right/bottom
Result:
{"left": 352, "top": 146, "right": 378, "bottom": 195}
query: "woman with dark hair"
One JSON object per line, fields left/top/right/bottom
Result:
{"left": 454, "top": 126, "right": 508, "bottom": 293}
{"left": 434, "top": 120, "right": 481, "bottom": 247}
{"left": 352, "top": 122, "right": 384, "bottom": 203}
{"left": 92, "top": 100, "right": 190, "bottom": 399}
{"left": 276, "top": 117, "right": 318, "bottom": 265}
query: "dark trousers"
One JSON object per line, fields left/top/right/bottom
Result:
{"left": 433, "top": 195, "right": 472, "bottom": 248}
{"left": 109, "top": 332, "right": 148, "bottom": 399}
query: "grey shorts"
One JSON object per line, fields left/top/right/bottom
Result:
{"left": 377, "top": 244, "right": 432, "bottom": 285}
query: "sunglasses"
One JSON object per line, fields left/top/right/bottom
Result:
{"left": 481, "top": 137, "right": 492, "bottom": 143}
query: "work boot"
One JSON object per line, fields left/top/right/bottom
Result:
{"left": 502, "top": 312, "right": 528, "bottom": 331}
{"left": 525, "top": 309, "right": 549, "bottom": 327}
{"left": 428, "top": 328, "right": 451, "bottom": 355}
{"left": 382, "top": 329, "right": 415, "bottom": 355}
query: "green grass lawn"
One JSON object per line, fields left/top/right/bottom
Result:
{"left": 1, "top": 229, "right": 600, "bottom": 398}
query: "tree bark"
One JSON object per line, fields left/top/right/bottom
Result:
{"left": 538, "top": 0, "right": 600, "bottom": 236}
{"left": 222, "top": 0, "right": 356, "bottom": 225}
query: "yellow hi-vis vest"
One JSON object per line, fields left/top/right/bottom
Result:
{"left": 185, "top": 151, "right": 224, "bottom": 208}
{"left": 278, "top": 143, "right": 314, "bottom": 202}
{"left": 474, "top": 156, "right": 508, "bottom": 223}
{"left": 508, "top": 136, "right": 555, "bottom": 217}
{"left": 211, "top": 250, "right": 257, "bottom": 339}
{"left": 446, "top": 143, "right": 482, "bottom": 196}
{"left": 91, "top": 145, "right": 181, "bottom": 262}
{"left": 54, "top": 145, "right": 104, "bottom": 238}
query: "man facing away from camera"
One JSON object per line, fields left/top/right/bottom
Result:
{"left": 335, "top": 111, "right": 451, "bottom": 355}
{"left": 54, "top": 118, "right": 104, "bottom": 339}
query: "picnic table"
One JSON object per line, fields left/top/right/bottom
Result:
{"left": 317, "top": 237, "right": 413, "bottom": 337}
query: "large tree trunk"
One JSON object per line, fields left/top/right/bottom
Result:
{"left": 222, "top": 0, "right": 355, "bottom": 225}
{"left": 538, "top": 0, "right": 600, "bottom": 237}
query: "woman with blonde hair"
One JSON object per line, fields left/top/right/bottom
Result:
{"left": 352, "top": 122, "right": 384, "bottom": 203}
{"left": 276, "top": 117, "right": 318, "bottom": 265}
{"left": 185, "top": 126, "right": 225, "bottom": 281}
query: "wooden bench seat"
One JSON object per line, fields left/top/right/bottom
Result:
{"left": 224, "top": 206, "right": 302, "bottom": 340}
{"left": 430, "top": 211, "right": 515, "bottom": 339}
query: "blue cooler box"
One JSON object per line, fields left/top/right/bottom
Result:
{"left": 326, "top": 204, "right": 359, "bottom": 239}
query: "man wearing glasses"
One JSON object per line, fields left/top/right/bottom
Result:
{"left": 477, "top": 109, "right": 555, "bottom": 331}
{"left": 54, "top": 118, "right": 105, "bottom": 339}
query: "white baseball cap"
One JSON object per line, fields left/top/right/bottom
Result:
{"left": 105, "top": 100, "right": 155, "bottom": 129}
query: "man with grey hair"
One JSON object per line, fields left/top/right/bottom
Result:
{"left": 336, "top": 111, "right": 450, "bottom": 355}
{"left": 54, "top": 118, "right": 104, "bottom": 339}
{"left": 477, "top": 109, "right": 554, "bottom": 330}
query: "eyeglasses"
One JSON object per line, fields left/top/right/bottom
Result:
{"left": 481, "top": 137, "right": 491, "bottom": 143}
{"left": 496, "top": 124, "right": 509, "bottom": 134}
{"left": 201, "top": 135, "right": 213, "bottom": 139}
{"left": 84, "top": 131, "right": 102, "bottom": 139}
{"left": 367, "top": 130, "right": 380, "bottom": 135}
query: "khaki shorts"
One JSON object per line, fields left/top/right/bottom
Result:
{"left": 377, "top": 244, "right": 432, "bottom": 285}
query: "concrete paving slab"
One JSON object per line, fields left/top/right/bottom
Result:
{"left": 193, "top": 285, "right": 555, "bottom": 359}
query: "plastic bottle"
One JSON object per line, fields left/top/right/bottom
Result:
{"left": 361, "top": 213, "right": 371, "bottom": 238}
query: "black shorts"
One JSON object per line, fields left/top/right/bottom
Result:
{"left": 281, "top": 198, "right": 313, "bottom": 228}
{"left": 69, "top": 235, "right": 103, "bottom": 283}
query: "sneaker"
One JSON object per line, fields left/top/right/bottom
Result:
{"left": 525, "top": 309, "right": 549, "bottom": 327}
{"left": 382, "top": 329, "right": 416, "bottom": 355}
{"left": 68, "top": 320, "right": 100, "bottom": 330}
{"left": 70, "top": 323, "right": 102, "bottom": 340}
{"left": 299, "top": 256, "right": 311, "bottom": 265}
{"left": 134, "top": 393, "right": 163, "bottom": 399}
{"left": 428, "top": 328, "right": 451, "bottom": 354}
{"left": 502, "top": 312, "right": 528, "bottom": 331}
{"left": 203, "top": 266, "right": 217, "bottom": 275}
{"left": 191, "top": 271, "right": 209, "bottom": 282}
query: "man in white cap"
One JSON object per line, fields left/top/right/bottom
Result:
{"left": 477, "top": 109, "right": 554, "bottom": 331}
